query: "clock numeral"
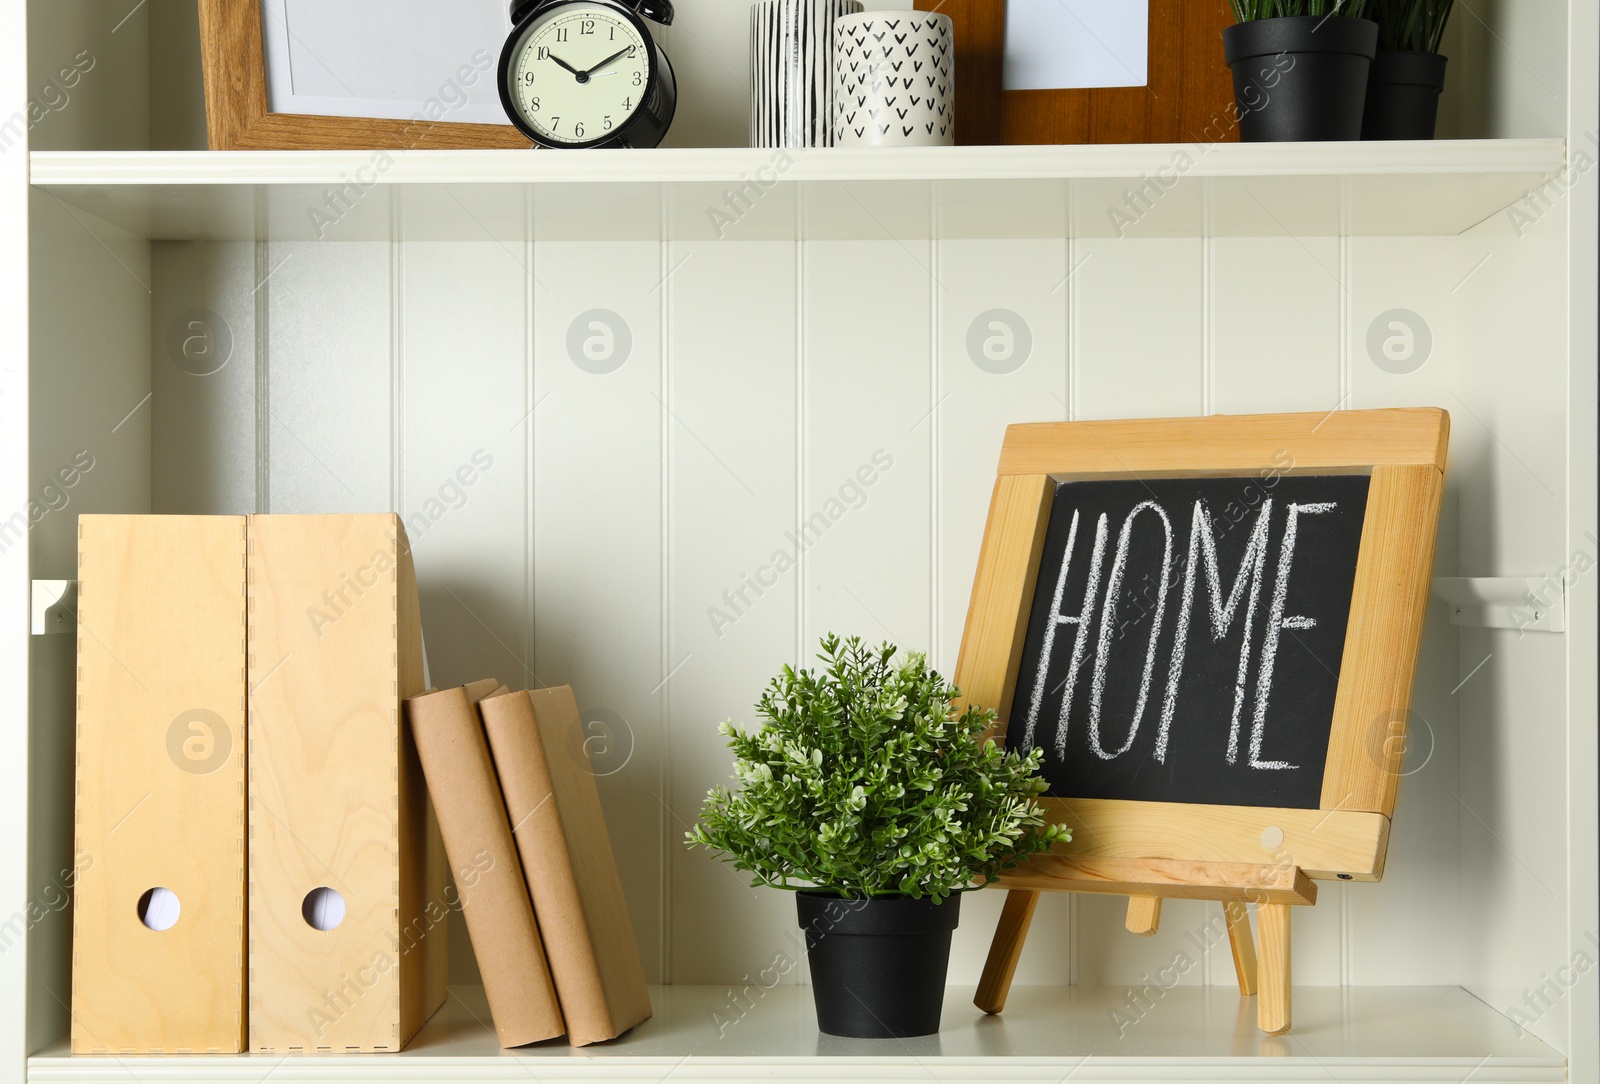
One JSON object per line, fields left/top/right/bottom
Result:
{"left": 529, "top": 96, "right": 540, "bottom": 111}
{"left": 603, "top": 115, "right": 613, "bottom": 130}
{"left": 523, "top": 71, "right": 535, "bottom": 85}
{"left": 580, "top": 19, "right": 595, "bottom": 34}
{"left": 555, "top": 28, "right": 568, "bottom": 42}
{"left": 537, "top": 46, "right": 550, "bottom": 60}
{"left": 609, "top": 25, "right": 616, "bottom": 39}
{"left": 623, "top": 97, "right": 632, "bottom": 110}
{"left": 574, "top": 121, "right": 586, "bottom": 138}
{"left": 551, "top": 116, "right": 560, "bottom": 130}
{"left": 632, "top": 70, "right": 643, "bottom": 86}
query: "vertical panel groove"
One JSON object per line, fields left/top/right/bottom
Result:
{"left": 795, "top": 219, "right": 806, "bottom": 665}
{"left": 1202, "top": 235, "right": 1214, "bottom": 417}
{"left": 253, "top": 241, "right": 271, "bottom": 513}
{"left": 525, "top": 191, "right": 538, "bottom": 691}
{"left": 658, "top": 195, "right": 673, "bottom": 986}
{"left": 929, "top": 201, "right": 940, "bottom": 667}
{"left": 391, "top": 241, "right": 404, "bottom": 516}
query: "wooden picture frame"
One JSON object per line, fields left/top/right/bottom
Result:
{"left": 921, "top": 0, "right": 1240, "bottom": 145}
{"left": 197, "top": 0, "right": 529, "bottom": 150}
{"left": 956, "top": 408, "right": 1449, "bottom": 1032}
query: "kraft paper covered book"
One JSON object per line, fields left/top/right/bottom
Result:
{"left": 480, "top": 687, "right": 652, "bottom": 1046}
{"left": 407, "top": 680, "right": 565, "bottom": 1047}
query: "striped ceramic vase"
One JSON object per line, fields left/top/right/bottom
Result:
{"left": 749, "top": 0, "right": 863, "bottom": 148}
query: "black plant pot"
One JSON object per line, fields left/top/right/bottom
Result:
{"left": 1362, "top": 51, "right": 1449, "bottom": 140}
{"left": 796, "top": 891, "right": 961, "bottom": 1038}
{"left": 1223, "top": 16, "right": 1379, "bottom": 142}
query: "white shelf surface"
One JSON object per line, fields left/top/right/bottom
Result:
{"left": 30, "top": 139, "right": 1564, "bottom": 242}
{"left": 28, "top": 984, "right": 1564, "bottom": 1082}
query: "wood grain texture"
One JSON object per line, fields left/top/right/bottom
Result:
{"left": 197, "top": 0, "right": 531, "bottom": 150}
{"left": 914, "top": 0, "right": 1004, "bottom": 144}
{"left": 952, "top": 473, "right": 1052, "bottom": 734}
{"left": 1001, "top": 0, "right": 1238, "bottom": 146}
{"left": 247, "top": 515, "right": 444, "bottom": 1052}
{"left": 1125, "top": 896, "right": 1162, "bottom": 936}
{"left": 974, "top": 889, "right": 1038, "bottom": 1014}
{"left": 1037, "top": 798, "right": 1390, "bottom": 881}
{"left": 996, "top": 409, "right": 1451, "bottom": 478}
{"left": 1257, "top": 903, "right": 1292, "bottom": 1034}
{"left": 1320, "top": 464, "right": 1448, "bottom": 816}
{"left": 1225, "top": 900, "right": 1258, "bottom": 996}
{"left": 73, "top": 516, "right": 247, "bottom": 1054}
{"left": 996, "top": 856, "right": 1318, "bottom": 906}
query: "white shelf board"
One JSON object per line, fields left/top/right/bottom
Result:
{"left": 27, "top": 985, "right": 1564, "bottom": 1082}
{"left": 30, "top": 140, "right": 1564, "bottom": 243}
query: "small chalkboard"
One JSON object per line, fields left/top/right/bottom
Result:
{"left": 954, "top": 409, "right": 1450, "bottom": 1035}
{"left": 1010, "top": 473, "right": 1371, "bottom": 810}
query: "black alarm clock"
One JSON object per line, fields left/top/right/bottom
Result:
{"left": 499, "top": 0, "right": 677, "bottom": 149}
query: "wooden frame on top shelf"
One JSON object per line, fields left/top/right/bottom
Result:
{"left": 197, "top": 0, "right": 530, "bottom": 150}
{"left": 922, "top": 0, "right": 1240, "bottom": 145}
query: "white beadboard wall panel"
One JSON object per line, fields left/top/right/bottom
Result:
{"left": 530, "top": 240, "right": 666, "bottom": 985}
{"left": 263, "top": 243, "right": 394, "bottom": 513}
{"left": 666, "top": 239, "right": 805, "bottom": 986}
{"left": 1072, "top": 239, "right": 1203, "bottom": 420}
{"left": 1073, "top": 895, "right": 1218, "bottom": 991}
{"left": 801, "top": 240, "right": 933, "bottom": 656}
{"left": 399, "top": 242, "right": 532, "bottom": 691}
{"left": 1208, "top": 237, "right": 1342, "bottom": 417}
{"left": 151, "top": 240, "right": 258, "bottom": 515}
{"left": 933, "top": 238, "right": 1075, "bottom": 986}
{"left": 1344, "top": 236, "right": 1468, "bottom": 987}
{"left": 399, "top": 242, "right": 530, "bottom": 990}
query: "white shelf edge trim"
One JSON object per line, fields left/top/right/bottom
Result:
{"left": 28, "top": 139, "right": 1567, "bottom": 187}
{"left": 23, "top": 1055, "right": 1569, "bottom": 1084}
{"left": 1433, "top": 576, "right": 1566, "bottom": 633}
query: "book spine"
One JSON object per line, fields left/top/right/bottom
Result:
{"left": 407, "top": 685, "right": 564, "bottom": 1047}
{"left": 480, "top": 691, "right": 616, "bottom": 1045}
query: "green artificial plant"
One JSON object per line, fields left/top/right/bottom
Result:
{"left": 1367, "top": 0, "right": 1456, "bottom": 51}
{"left": 1228, "top": 0, "right": 1372, "bottom": 20}
{"left": 686, "top": 635, "right": 1069, "bottom": 904}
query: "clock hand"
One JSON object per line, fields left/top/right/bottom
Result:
{"left": 585, "top": 46, "right": 635, "bottom": 76}
{"left": 547, "top": 52, "right": 583, "bottom": 79}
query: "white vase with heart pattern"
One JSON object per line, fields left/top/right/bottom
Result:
{"left": 832, "top": 11, "right": 954, "bottom": 148}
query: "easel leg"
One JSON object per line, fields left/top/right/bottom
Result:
{"left": 975, "top": 889, "right": 1039, "bottom": 1015}
{"left": 1257, "top": 902, "right": 1292, "bottom": 1034}
{"left": 1224, "top": 900, "right": 1258, "bottom": 996}
{"left": 1125, "top": 896, "right": 1162, "bottom": 936}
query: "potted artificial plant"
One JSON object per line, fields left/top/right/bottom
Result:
{"left": 1223, "top": 1, "right": 1380, "bottom": 142}
{"left": 687, "top": 635, "right": 1068, "bottom": 1039}
{"left": 1362, "top": 0, "right": 1456, "bottom": 139}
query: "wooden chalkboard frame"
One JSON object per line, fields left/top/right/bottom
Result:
{"left": 957, "top": 408, "right": 1449, "bottom": 1032}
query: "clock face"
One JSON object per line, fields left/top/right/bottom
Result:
{"left": 508, "top": 3, "right": 652, "bottom": 146}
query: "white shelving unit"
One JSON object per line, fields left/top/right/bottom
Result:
{"left": 4, "top": 1, "right": 1595, "bottom": 1082}
{"left": 32, "top": 140, "right": 1566, "bottom": 241}
{"left": 25, "top": 985, "right": 1568, "bottom": 1082}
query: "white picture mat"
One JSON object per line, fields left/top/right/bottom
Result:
{"left": 1004, "top": 0, "right": 1149, "bottom": 91}
{"left": 261, "top": 0, "right": 512, "bottom": 125}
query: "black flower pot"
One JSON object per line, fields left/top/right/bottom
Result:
{"left": 796, "top": 891, "right": 961, "bottom": 1038}
{"left": 1223, "top": 16, "right": 1379, "bottom": 142}
{"left": 1361, "top": 51, "right": 1449, "bottom": 140}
